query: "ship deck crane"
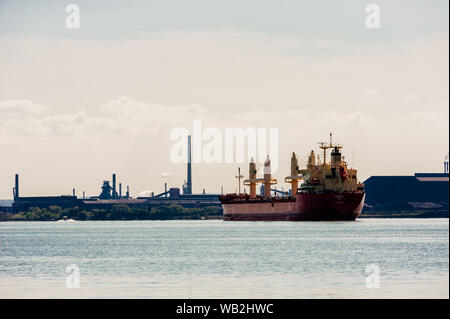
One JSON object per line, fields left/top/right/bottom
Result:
{"left": 285, "top": 152, "right": 304, "bottom": 196}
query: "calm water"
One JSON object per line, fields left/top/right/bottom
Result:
{"left": 0, "top": 219, "right": 448, "bottom": 298}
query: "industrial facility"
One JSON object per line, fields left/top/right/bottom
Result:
{"left": 10, "top": 135, "right": 221, "bottom": 213}
{"left": 3, "top": 135, "right": 449, "bottom": 218}
{"left": 363, "top": 159, "right": 449, "bottom": 216}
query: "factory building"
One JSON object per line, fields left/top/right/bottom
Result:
{"left": 11, "top": 135, "right": 221, "bottom": 213}
{"left": 363, "top": 171, "right": 449, "bottom": 216}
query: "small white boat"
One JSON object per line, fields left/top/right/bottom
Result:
{"left": 57, "top": 216, "right": 75, "bottom": 222}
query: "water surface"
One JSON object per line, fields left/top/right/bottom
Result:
{"left": 0, "top": 218, "right": 448, "bottom": 298}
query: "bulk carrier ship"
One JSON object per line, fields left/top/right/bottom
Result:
{"left": 219, "top": 134, "right": 365, "bottom": 221}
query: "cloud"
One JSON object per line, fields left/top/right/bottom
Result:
{"left": 363, "top": 89, "right": 378, "bottom": 97}
{"left": 1, "top": 116, "right": 52, "bottom": 136}
{"left": 0, "top": 99, "right": 50, "bottom": 115}
{"left": 0, "top": 97, "right": 215, "bottom": 139}
{"left": 0, "top": 29, "right": 448, "bottom": 197}
{"left": 400, "top": 94, "right": 420, "bottom": 103}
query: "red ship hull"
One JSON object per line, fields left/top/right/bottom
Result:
{"left": 222, "top": 200, "right": 296, "bottom": 221}
{"left": 220, "top": 192, "right": 365, "bottom": 221}
{"left": 291, "top": 192, "right": 365, "bottom": 221}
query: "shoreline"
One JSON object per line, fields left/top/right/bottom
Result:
{"left": 1, "top": 215, "right": 448, "bottom": 222}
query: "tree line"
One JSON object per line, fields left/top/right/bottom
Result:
{"left": 1, "top": 204, "right": 222, "bottom": 221}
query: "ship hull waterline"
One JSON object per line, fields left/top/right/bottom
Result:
{"left": 222, "top": 192, "right": 365, "bottom": 221}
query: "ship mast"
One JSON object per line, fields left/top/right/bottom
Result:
{"left": 235, "top": 167, "right": 244, "bottom": 194}
{"left": 318, "top": 143, "right": 328, "bottom": 165}
{"left": 318, "top": 133, "right": 340, "bottom": 165}
{"left": 318, "top": 133, "right": 331, "bottom": 165}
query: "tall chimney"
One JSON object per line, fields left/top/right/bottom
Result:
{"left": 112, "top": 173, "right": 117, "bottom": 199}
{"left": 119, "top": 183, "right": 122, "bottom": 198}
{"left": 165, "top": 182, "right": 168, "bottom": 197}
{"left": 126, "top": 185, "right": 130, "bottom": 198}
{"left": 249, "top": 158, "right": 257, "bottom": 199}
{"left": 73, "top": 188, "right": 76, "bottom": 197}
{"left": 14, "top": 174, "right": 19, "bottom": 199}
{"left": 187, "top": 135, "right": 192, "bottom": 194}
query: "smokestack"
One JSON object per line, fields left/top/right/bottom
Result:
{"left": 126, "top": 186, "right": 130, "bottom": 199}
{"left": 445, "top": 153, "right": 449, "bottom": 174}
{"left": 83, "top": 191, "right": 85, "bottom": 199}
{"left": 187, "top": 135, "right": 192, "bottom": 194}
{"left": 73, "top": 188, "right": 76, "bottom": 197}
{"left": 249, "top": 158, "right": 257, "bottom": 199}
{"left": 14, "top": 174, "right": 19, "bottom": 199}
{"left": 165, "top": 182, "right": 168, "bottom": 197}
{"left": 119, "top": 183, "right": 122, "bottom": 198}
{"left": 112, "top": 174, "right": 117, "bottom": 199}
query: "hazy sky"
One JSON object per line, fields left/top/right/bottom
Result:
{"left": 0, "top": 0, "right": 448, "bottom": 198}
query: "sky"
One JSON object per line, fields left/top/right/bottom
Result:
{"left": 0, "top": 0, "right": 448, "bottom": 198}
